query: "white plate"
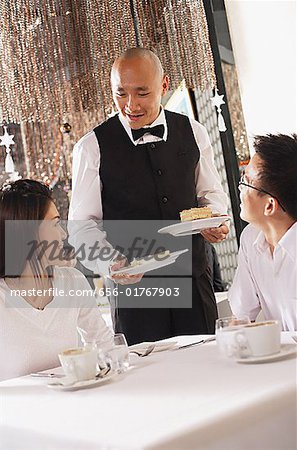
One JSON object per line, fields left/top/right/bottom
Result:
{"left": 110, "top": 249, "right": 188, "bottom": 276}
{"left": 235, "top": 344, "right": 296, "bottom": 364}
{"left": 47, "top": 372, "right": 116, "bottom": 391}
{"left": 129, "top": 341, "right": 178, "bottom": 353}
{"left": 158, "top": 216, "right": 231, "bottom": 237}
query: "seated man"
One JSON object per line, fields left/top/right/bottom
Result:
{"left": 229, "top": 133, "right": 297, "bottom": 331}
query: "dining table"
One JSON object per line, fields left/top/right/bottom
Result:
{"left": 0, "top": 332, "right": 296, "bottom": 450}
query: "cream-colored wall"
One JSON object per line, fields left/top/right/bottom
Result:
{"left": 225, "top": 0, "right": 296, "bottom": 153}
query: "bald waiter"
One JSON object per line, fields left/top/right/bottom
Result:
{"left": 69, "top": 48, "right": 229, "bottom": 344}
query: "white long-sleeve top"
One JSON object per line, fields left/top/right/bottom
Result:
{"left": 0, "top": 267, "right": 113, "bottom": 381}
{"left": 68, "top": 109, "right": 228, "bottom": 275}
{"left": 228, "top": 223, "right": 297, "bottom": 331}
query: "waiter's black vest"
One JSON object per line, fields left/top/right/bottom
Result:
{"left": 94, "top": 110, "right": 207, "bottom": 273}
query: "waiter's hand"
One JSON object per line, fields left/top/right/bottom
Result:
{"left": 201, "top": 222, "right": 229, "bottom": 243}
{"left": 110, "top": 256, "right": 144, "bottom": 285}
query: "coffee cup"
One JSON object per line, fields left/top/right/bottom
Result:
{"left": 58, "top": 347, "right": 98, "bottom": 381}
{"left": 233, "top": 320, "right": 281, "bottom": 358}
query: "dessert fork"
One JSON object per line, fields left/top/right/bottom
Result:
{"left": 30, "top": 372, "right": 64, "bottom": 378}
{"left": 96, "top": 364, "right": 111, "bottom": 378}
{"left": 177, "top": 336, "right": 216, "bottom": 349}
{"left": 129, "top": 344, "right": 155, "bottom": 357}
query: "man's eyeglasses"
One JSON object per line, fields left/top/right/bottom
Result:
{"left": 238, "top": 172, "right": 286, "bottom": 212}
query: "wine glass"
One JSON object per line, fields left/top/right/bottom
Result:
{"left": 216, "top": 316, "right": 250, "bottom": 358}
{"left": 106, "top": 333, "right": 130, "bottom": 373}
{"left": 77, "top": 326, "right": 113, "bottom": 373}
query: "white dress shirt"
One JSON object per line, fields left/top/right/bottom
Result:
{"left": 68, "top": 109, "right": 228, "bottom": 275}
{"left": 229, "top": 223, "right": 297, "bottom": 331}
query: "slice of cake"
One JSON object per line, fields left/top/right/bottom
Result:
{"left": 180, "top": 206, "right": 212, "bottom": 222}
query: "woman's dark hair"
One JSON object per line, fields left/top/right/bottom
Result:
{"left": 254, "top": 133, "right": 297, "bottom": 220}
{"left": 0, "top": 179, "right": 53, "bottom": 278}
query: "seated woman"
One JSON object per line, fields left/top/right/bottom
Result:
{"left": 0, "top": 179, "right": 113, "bottom": 380}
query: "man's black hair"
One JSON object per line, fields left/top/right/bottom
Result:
{"left": 254, "top": 133, "right": 297, "bottom": 220}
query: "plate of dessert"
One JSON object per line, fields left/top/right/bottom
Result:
{"left": 158, "top": 207, "right": 230, "bottom": 237}
{"left": 110, "top": 249, "right": 189, "bottom": 276}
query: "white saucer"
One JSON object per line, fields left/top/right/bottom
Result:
{"left": 129, "top": 341, "right": 178, "bottom": 353}
{"left": 47, "top": 372, "right": 116, "bottom": 391}
{"left": 235, "top": 344, "right": 296, "bottom": 364}
{"left": 158, "top": 216, "right": 231, "bottom": 237}
{"left": 110, "top": 249, "right": 188, "bottom": 276}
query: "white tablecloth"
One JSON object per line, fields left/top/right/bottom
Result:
{"left": 1, "top": 333, "right": 296, "bottom": 450}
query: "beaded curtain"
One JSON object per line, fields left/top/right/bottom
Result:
{"left": 0, "top": 0, "right": 216, "bottom": 186}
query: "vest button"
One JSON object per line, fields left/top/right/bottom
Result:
{"left": 157, "top": 169, "right": 162, "bottom": 176}
{"left": 150, "top": 143, "right": 156, "bottom": 149}
{"left": 162, "top": 196, "right": 168, "bottom": 203}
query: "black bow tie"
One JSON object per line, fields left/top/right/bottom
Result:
{"left": 131, "top": 124, "right": 165, "bottom": 141}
